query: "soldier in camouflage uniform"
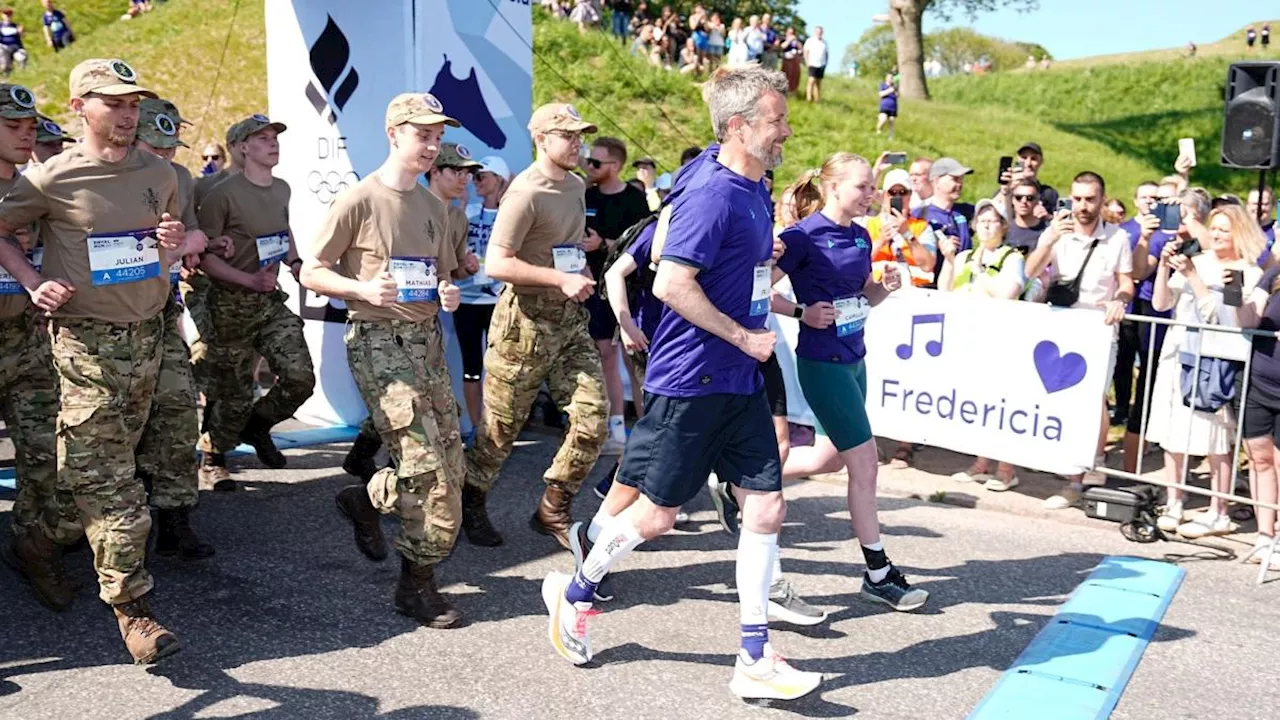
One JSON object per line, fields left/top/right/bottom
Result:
{"left": 132, "top": 97, "right": 214, "bottom": 560}
{"left": 0, "top": 59, "right": 201, "bottom": 664}
{"left": 0, "top": 83, "right": 82, "bottom": 612}
{"left": 462, "top": 103, "right": 609, "bottom": 550}
{"left": 340, "top": 141, "right": 480, "bottom": 481}
{"left": 303, "top": 93, "right": 467, "bottom": 627}
{"left": 196, "top": 114, "right": 315, "bottom": 490}
{"left": 184, "top": 122, "right": 244, "bottom": 396}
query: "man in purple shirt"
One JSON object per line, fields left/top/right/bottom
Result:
{"left": 912, "top": 157, "right": 975, "bottom": 290}
{"left": 1120, "top": 180, "right": 1175, "bottom": 471}
{"left": 540, "top": 65, "right": 821, "bottom": 701}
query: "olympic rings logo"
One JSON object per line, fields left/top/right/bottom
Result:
{"left": 307, "top": 170, "right": 360, "bottom": 204}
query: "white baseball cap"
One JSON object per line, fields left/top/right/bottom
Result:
{"left": 477, "top": 155, "right": 511, "bottom": 181}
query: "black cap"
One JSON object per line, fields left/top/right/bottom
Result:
{"left": 1017, "top": 142, "right": 1043, "bottom": 157}
{"left": 632, "top": 157, "right": 656, "bottom": 169}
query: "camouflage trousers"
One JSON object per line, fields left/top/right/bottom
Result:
{"left": 198, "top": 287, "right": 315, "bottom": 455}
{"left": 52, "top": 315, "right": 164, "bottom": 604}
{"left": 346, "top": 318, "right": 464, "bottom": 565}
{"left": 466, "top": 290, "right": 607, "bottom": 493}
{"left": 1, "top": 311, "right": 78, "bottom": 544}
{"left": 134, "top": 293, "right": 199, "bottom": 510}
{"left": 180, "top": 272, "right": 212, "bottom": 394}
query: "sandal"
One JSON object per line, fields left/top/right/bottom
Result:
{"left": 1230, "top": 506, "right": 1255, "bottom": 523}
{"left": 889, "top": 446, "right": 913, "bottom": 470}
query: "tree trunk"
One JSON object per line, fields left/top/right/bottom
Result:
{"left": 889, "top": 0, "right": 929, "bottom": 100}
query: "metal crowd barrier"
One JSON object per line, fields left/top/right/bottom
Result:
{"left": 1099, "top": 312, "right": 1280, "bottom": 584}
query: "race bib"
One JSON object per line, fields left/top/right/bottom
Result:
{"left": 389, "top": 256, "right": 438, "bottom": 303}
{"left": 834, "top": 296, "right": 870, "bottom": 337}
{"left": 750, "top": 263, "right": 770, "bottom": 316}
{"left": 0, "top": 247, "right": 42, "bottom": 295}
{"left": 255, "top": 232, "right": 290, "bottom": 268}
{"left": 168, "top": 258, "right": 183, "bottom": 285}
{"left": 88, "top": 230, "right": 161, "bottom": 287}
{"left": 553, "top": 244, "right": 586, "bottom": 274}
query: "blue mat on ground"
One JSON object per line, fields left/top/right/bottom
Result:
{"left": 968, "top": 556, "right": 1185, "bottom": 720}
{"left": 0, "top": 426, "right": 360, "bottom": 491}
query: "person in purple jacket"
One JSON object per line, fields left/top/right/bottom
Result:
{"left": 875, "top": 73, "right": 898, "bottom": 137}
{"left": 768, "top": 151, "right": 928, "bottom": 612}
{"left": 539, "top": 65, "right": 822, "bottom": 701}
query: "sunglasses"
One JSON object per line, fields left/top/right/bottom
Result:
{"left": 585, "top": 158, "right": 617, "bottom": 170}
{"left": 203, "top": 154, "right": 222, "bottom": 161}
{"left": 1012, "top": 194, "right": 1039, "bottom": 202}
{"left": 886, "top": 189, "right": 910, "bottom": 196}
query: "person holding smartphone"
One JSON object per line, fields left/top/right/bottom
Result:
{"left": 1025, "top": 171, "right": 1134, "bottom": 510}
{"left": 866, "top": 169, "right": 936, "bottom": 288}
{"left": 1148, "top": 201, "right": 1265, "bottom": 538}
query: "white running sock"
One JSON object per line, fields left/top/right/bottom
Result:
{"left": 737, "top": 529, "right": 778, "bottom": 626}
{"left": 608, "top": 415, "right": 626, "bottom": 440}
{"left": 770, "top": 544, "right": 783, "bottom": 587}
{"left": 581, "top": 516, "right": 644, "bottom": 582}
{"left": 587, "top": 506, "right": 616, "bottom": 544}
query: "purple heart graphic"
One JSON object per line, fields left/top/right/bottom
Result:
{"left": 1033, "top": 340, "right": 1087, "bottom": 394}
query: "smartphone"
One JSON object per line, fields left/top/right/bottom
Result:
{"left": 1178, "top": 137, "right": 1197, "bottom": 167}
{"left": 1224, "top": 269, "right": 1244, "bottom": 307}
{"left": 890, "top": 195, "right": 904, "bottom": 214}
{"left": 997, "top": 155, "right": 1013, "bottom": 184}
{"left": 884, "top": 151, "right": 908, "bottom": 165}
{"left": 1178, "top": 237, "right": 1202, "bottom": 257}
{"left": 1157, "top": 201, "right": 1182, "bottom": 232}
{"left": 1057, "top": 197, "right": 1073, "bottom": 213}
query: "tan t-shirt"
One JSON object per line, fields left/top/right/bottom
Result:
{"left": 445, "top": 203, "right": 469, "bottom": 277}
{"left": 0, "top": 145, "right": 178, "bottom": 324}
{"left": 311, "top": 174, "right": 458, "bottom": 322}
{"left": 489, "top": 165, "right": 586, "bottom": 295}
{"left": 174, "top": 163, "right": 198, "bottom": 230}
{"left": 194, "top": 168, "right": 233, "bottom": 210}
{"left": 198, "top": 172, "right": 292, "bottom": 280}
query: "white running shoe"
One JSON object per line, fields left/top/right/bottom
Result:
{"left": 541, "top": 572, "right": 598, "bottom": 665}
{"left": 729, "top": 644, "right": 822, "bottom": 701}
{"left": 1156, "top": 501, "right": 1184, "bottom": 533}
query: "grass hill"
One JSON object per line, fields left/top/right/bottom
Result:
{"left": 6, "top": 2, "right": 1278, "bottom": 202}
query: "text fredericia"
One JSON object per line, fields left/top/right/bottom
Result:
{"left": 880, "top": 379, "right": 1063, "bottom": 441}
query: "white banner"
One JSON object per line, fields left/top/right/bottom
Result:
{"left": 265, "top": 0, "right": 532, "bottom": 427}
{"left": 779, "top": 290, "right": 1113, "bottom": 476}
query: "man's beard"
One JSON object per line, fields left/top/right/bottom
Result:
{"left": 89, "top": 116, "right": 135, "bottom": 147}
{"left": 747, "top": 134, "right": 783, "bottom": 171}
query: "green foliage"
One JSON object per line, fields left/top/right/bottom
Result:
{"left": 847, "top": 24, "right": 1051, "bottom": 80}
{"left": 641, "top": 1, "right": 804, "bottom": 29}
{"left": 846, "top": 24, "right": 897, "bottom": 79}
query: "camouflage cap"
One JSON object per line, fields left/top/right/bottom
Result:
{"left": 137, "top": 98, "right": 186, "bottom": 149}
{"left": 227, "top": 113, "right": 286, "bottom": 144}
{"left": 0, "top": 84, "right": 37, "bottom": 120}
{"left": 69, "top": 58, "right": 156, "bottom": 99}
{"left": 35, "top": 115, "right": 75, "bottom": 144}
{"left": 385, "top": 92, "right": 460, "bottom": 129}
{"left": 528, "top": 103, "right": 597, "bottom": 135}
{"left": 150, "top": 97, "right": 190, "bottom": 127}
{"left": 436, "top": 142, "right": 483, "bottom": 169}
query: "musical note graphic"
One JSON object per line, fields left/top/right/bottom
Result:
{"left": 896, "top": 314, "right": 946, "bottom": 359}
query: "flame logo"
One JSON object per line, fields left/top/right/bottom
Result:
{"left": 305, "top": 16, "right": 360, "bottom": 125}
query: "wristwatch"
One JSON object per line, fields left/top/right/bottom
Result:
{"left": 792, "top": 304, "right": 805, "bottom": 319}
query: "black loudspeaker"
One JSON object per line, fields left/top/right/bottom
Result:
{"left": 1222, "top": 62, "right": 1280, "bottom": 169}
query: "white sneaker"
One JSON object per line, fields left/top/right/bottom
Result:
{"left": 983, "top": 475, "right": 1020, "bottom": 492}
{"left": 541, "top": 572, "right": 598, "bottom": 665}
{"left": 1043, "top": 485, "right": 1082, "bottom": 510}
{"left": 1177, "top": 513, "right": 1235, "bottom": 539}
{"left": 600, "top": 436, "right": 626, "bottom": 456}
{"left": 728, "top": 644, "right": 822, "bottom": 701}
{"left": 1082, "top": 455, "right": 1108, "bottom": 486}
{"left": 1156, "top": 501, "right": 1184, "bottom": 533}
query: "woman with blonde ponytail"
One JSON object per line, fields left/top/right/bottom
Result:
{"left": 770, "top": 152, "right": 929, "bottom": 612}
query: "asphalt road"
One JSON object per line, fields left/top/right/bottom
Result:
{"left": 2, "top": 430, "right": 1278, "bottom": 720}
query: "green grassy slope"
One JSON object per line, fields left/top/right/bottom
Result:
{"left": 9, "top": 2, "right": 1276, "bottom": 201}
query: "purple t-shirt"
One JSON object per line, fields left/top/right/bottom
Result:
{"left": 643, "top": 161, "right": 774, "bottom": 398}
{"left": 624, "top": 224, "right": 663, "bottom": 340}
{"left": 1252, "top": 267, "right": 1280, "bottom": 400}
{"left": 879, "top": 83, "right": 898, "bottom": 113}
{"left": 1121, "top": 219, "right": 1172, "bottom": 304}
{"left": 914, "top": 202, "right": 973, "bottom": 253}
{"left": 777, "top": 212, "right": 874, "bottom": 364}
